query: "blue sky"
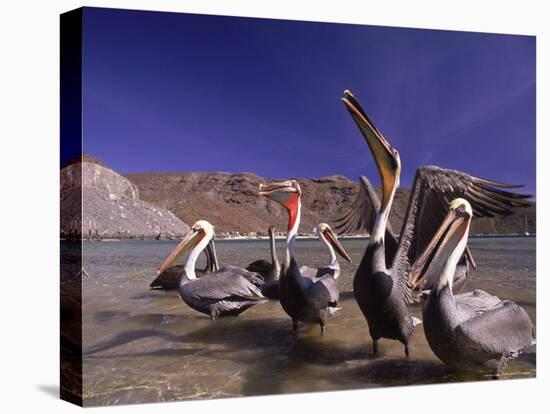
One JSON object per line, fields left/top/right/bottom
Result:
{"left": 80, "top": 7, "right": 536, "bottom": 195}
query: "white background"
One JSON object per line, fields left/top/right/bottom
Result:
{"left": 0, "top": 0, "right": 546, "bottom": 412}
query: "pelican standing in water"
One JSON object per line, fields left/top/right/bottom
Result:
{"left": 300, "top": 223, "right": 352, "bottom": 279}
{"left": 337, "top": 90, "right": 531, "bottom": 356}
{"left": 158, "top": 220, "right": 267, "bottom": 319}
{"left": 409, "top": 199, "right": 535, "bottom": 376}
{"left": 246, "top": 226, "right": 281, "bottom": 299}
{"left": 260, "top": 180, "right": 346, "bottom": 335}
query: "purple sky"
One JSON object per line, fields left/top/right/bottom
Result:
{"left": 81, "top": 7, "right": 536, "bottom": 196}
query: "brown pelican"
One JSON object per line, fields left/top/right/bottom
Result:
{"left": 300, "top": 223, "right": 352, "bottom": 279}
{"left": 246, "top": 226, "right": 281, "bottom": 299}
{"left": 259, "top": 180, "right": 344, "bottom": 335}
{"left": 337, "top": 90, "right": 530, "bottom": 356}
{"left": 150, "top": 239, "right": 219, "bottom": 290}
{"left": 158, "top": 220, "right": 268, "bottom": 319}
{"left": 409, "top": 199, "right": 535, "bottom": 376}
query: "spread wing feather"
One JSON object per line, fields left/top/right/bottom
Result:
{"left": 393, "top": 166, "right": 530, "bottom": 304}
{"left": 335, "top": 176, "right": 394, "bottom": 236}
{"left": 334, "top": 175, "right": 398, "bottom": 263}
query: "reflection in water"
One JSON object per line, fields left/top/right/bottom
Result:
{"left": 76, "top": 237, "right": 536, "bottom": 406}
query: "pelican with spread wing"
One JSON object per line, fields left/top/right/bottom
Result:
{"left": 336, "top": 90, "right": 530, "bottom": 356}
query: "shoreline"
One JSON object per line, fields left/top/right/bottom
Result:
{"left": 63, "top": 233, "right": 536, "bottom": 242}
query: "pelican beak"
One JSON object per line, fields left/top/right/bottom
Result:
{"left": 206, "top": 238, "right": 219, "bottom": 272}
{"left": 158, "top": 228, "right": 205, "bottom": 274}
{"left": 202, "top": 239, "right": 219, "bottom": 273}
{"left": 259, "top": 180, "right": 301, "bottom": 209}
{"left": 409, "top": 207, "right": 471, "bottom": 290}
{"left": 323, "top": 227, "right": 352, "bottom": 263}
{"left": 342, "top": 90, "right": 400, "bottom": 212}
{"left": 464, "top": 246, "right": 477, "bottom": 269}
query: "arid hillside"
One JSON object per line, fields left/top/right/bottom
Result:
{"left": 125, "top": 171, "right": 535, "bottom": 236}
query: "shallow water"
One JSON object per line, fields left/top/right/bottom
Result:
{"left": 75, "top": 237, "right": 536, "bottom": 406}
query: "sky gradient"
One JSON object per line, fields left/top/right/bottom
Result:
{"left": 81, "top": 7, "right": 536, "bottom": 195}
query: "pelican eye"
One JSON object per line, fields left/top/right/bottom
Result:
{"left": 455, "top": 205, "right": 471, "bottom": 218}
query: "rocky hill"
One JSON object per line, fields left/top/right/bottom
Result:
{"left": 125, "top": 171, "right": 536, "bottom": 236}
{"left": 61, "top": 158, "right": 189, "bottom": 239}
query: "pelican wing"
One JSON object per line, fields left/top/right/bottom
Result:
{"left": 455, "top": 300, "right": 535, "bottom": 356}
{"left": 300, "top": 265, "right": 318, "bottom": 278}
{"left": 394, "top": 166, "right": 530, "bottom": 303}
{"left": 183, "top": 269, "right": 266, "bottom": 305}
{"left": 335, "top": 176, "right": 394, "bottom": 235}
{"left": 246, "top": 259, "right": 273, "bottom": 277}
{"left": 455, "top": 289, "right": 502, "bottom": 321}
{"left": 300, "top": 265, "right": 336, "bottom": 279}
{"left": 307, "top": 275, "right": 339, "bottom": 307}
{"left": 217, "top": 266, "right": 265, "bottom": 286}
{"left": 335, "top": 175, "right": 398, "bottom": 261}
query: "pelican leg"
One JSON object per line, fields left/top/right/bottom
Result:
{"left": 292, "top": 319, "right": 299, "bottom": 331}
{"left": 372, "top": 339, "right": 379, "bottom": 355}
{"left": 405, "top": 343, "right": 410, "bottom": 358}
{"left": 210, "top": 308, "right": 219, "bottom": 321}
{"left": 319, "top": 312, "right": 329, "bottom": 336}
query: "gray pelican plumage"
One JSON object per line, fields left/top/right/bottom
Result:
{"left": 150, "top": 238, "right": 219, "bottom": 290}
{"left": 158, "top": 220, "right": 268, "bottom": 319}
{"left": 246, "top": 226, "right": 281, "bottom": 299}
{"left": 337, "top": 90, "right": 531, "bottom": 356}
{"left": 409, "top": 198, "right": 535, "bottom": 376}
{"left": 259, "top": 180, "right": 343, "bottom": 335}
{"left": 300, "top": 223, "right": 352, "bottom": 279}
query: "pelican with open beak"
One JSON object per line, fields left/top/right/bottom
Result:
{"left": 342, "top": 90, "right": 400, "bottom": 226}
{"left": 260, "top": 180, "right": 341, "bottom": 336}
{"left": 157, "top": 220, "right": 267, "bottom": 320}
{"left": 409, "top": 198, "right": 535, "bottom": 376}
{"left": 259, "top": 180, "right": 302, "bottom": 259}
{"left": 300, "top": 223, "right": 352, "bottom": 279}
{"left": 341, "top": 90, "right": 420, "bottom": 356}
